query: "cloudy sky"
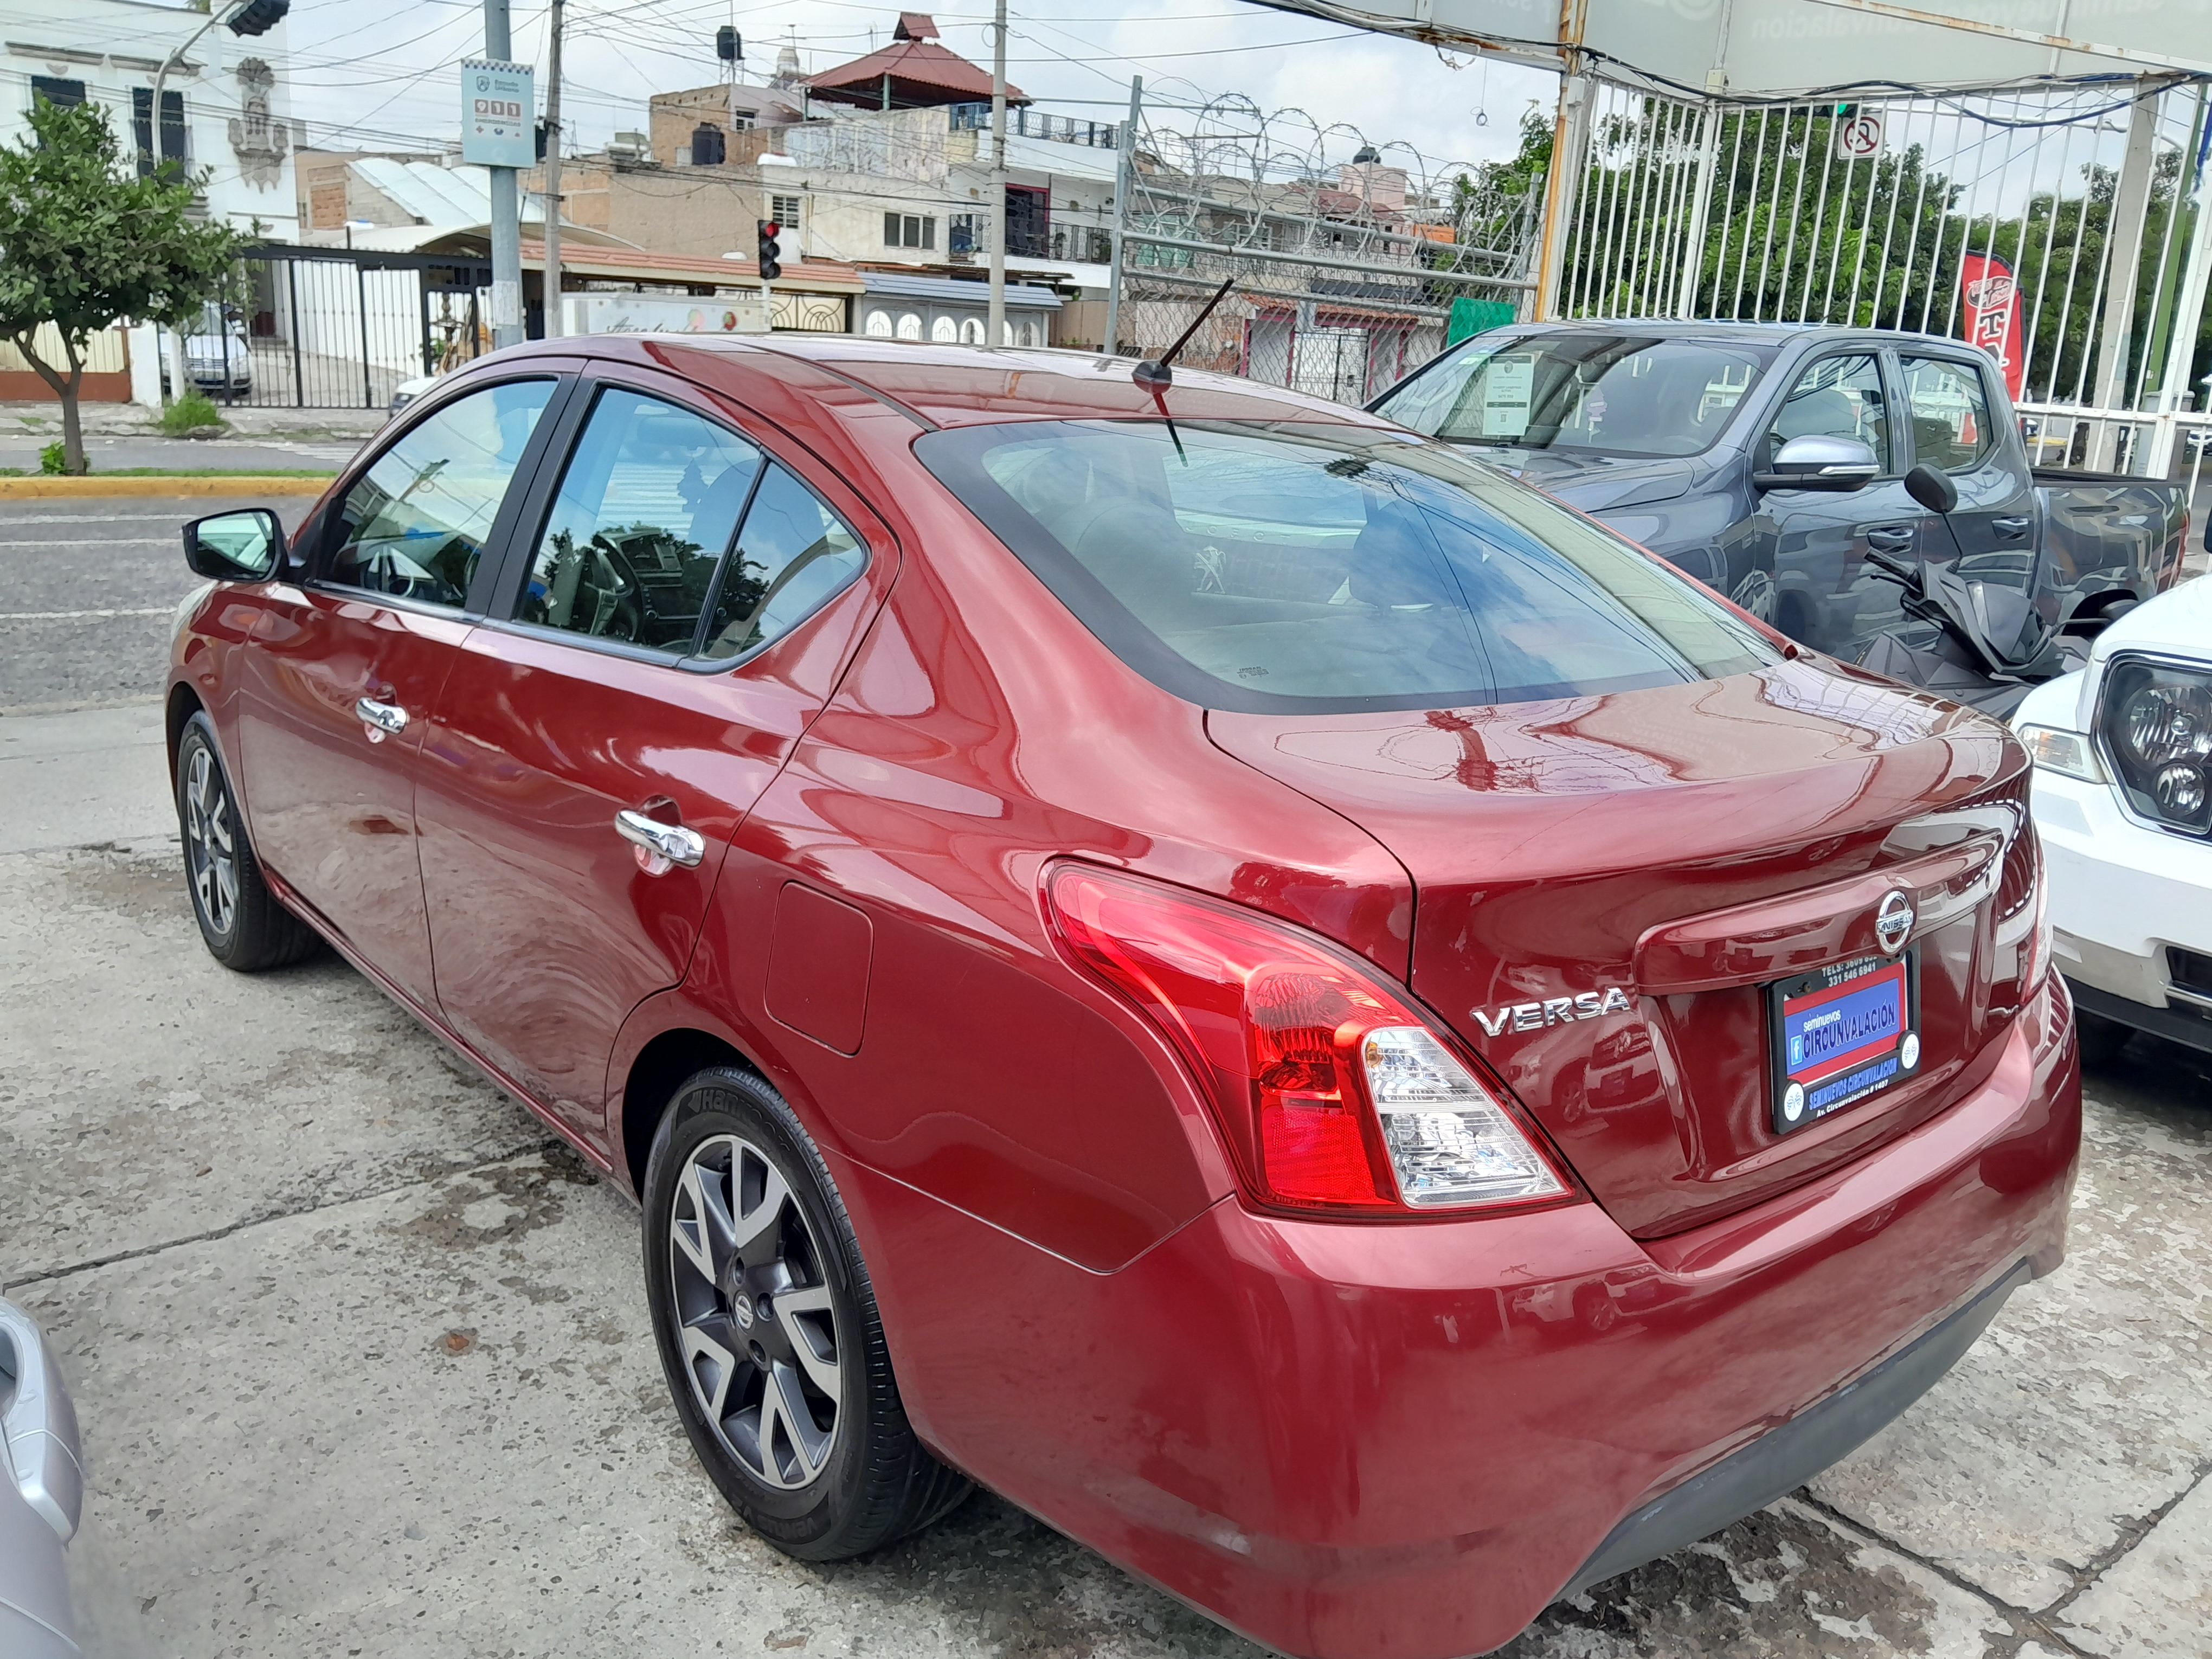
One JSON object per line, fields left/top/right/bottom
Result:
{"left": 276, "top": 0, "right": 1558, "bottom": 179}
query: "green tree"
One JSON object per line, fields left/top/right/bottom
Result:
{"left": 0, "top": 94, "right": 253, "bottom": 474}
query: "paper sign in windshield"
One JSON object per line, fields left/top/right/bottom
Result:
{"left": 1481, "top": 355, "right": 1535, "bottom": 438}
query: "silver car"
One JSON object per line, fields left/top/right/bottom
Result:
{"left": 0, "top": 1299, "right": 83, "bottom": 1657}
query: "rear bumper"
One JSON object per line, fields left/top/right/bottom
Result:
{"left": 845, "top": 982, "right": 2079, "bottom": 1659}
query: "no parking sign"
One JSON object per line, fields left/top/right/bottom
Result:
{"left": 1833, "top": 106, "right": 1884, "bottom": 162}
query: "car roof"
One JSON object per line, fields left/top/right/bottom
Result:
{"left": 1499, "top": 318, "right": 1986, "bottom": 355}
{"left": 501, "top": 332, "right": 1393, "bottom": 430}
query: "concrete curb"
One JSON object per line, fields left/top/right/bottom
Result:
{"left": 0, "top": 475, "right": 333, "bottom": 499}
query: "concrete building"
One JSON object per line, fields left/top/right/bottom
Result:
{"left": 0, "top": 0, "right": 301, "bottom": 403}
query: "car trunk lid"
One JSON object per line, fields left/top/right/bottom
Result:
{"left": 1207, "top": 660, "right": 2040, "bottom": 1238}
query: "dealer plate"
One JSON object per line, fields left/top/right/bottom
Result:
{"left": 1767, "top": 950, "right": 1920, "bottom": 1135}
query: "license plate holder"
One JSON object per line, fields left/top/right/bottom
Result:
{"left": 1767, "top": 949, "right": 1920, "bottom": 1135}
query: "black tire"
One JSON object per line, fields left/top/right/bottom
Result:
{"left": 173, "top": 712, "right": 320, "bottom": 973}
{"left": 2074, "top": 1007, "right": 2132, "bottom": 1069}
{"left": 642, "top": 1066, "right": 969, "bottom": 1560}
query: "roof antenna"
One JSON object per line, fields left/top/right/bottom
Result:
{"left": 1133, "top": 276, "right": 1234, "bottom": 388}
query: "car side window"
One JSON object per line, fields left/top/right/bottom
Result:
{"left": 1900, "top": 356, "right": 1995, "bottom": 472}
{"left": 515, "top": 386, "right": 765, "bottom": 657}
{"left": 696, "top": 464, "right": 868, "bottom": 663}
{"left": 326, "top": 379, "right": 554, "bottom": 606}
{"left": 1764, "top": 353, "right": 1890, "bottom": 471}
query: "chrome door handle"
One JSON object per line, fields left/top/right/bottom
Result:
{"left": 355, "top": 697, "right": 409, "bottom": 743}
{"left": 615, "top": 809, "right": 705, "bottom": 874}
{"left": 1865, "top": 526, "right": 1916, "bottom": 549}
{"left": 1992, "top": 516, "right": 2032, "bottom": 538}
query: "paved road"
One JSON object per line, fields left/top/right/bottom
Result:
{"left": 2, "top": 498, "right": 2207, "bottom": 1658}
{"left": 0, "top": 499, "right": 314, "bottom": 715}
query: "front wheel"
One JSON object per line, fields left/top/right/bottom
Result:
{"left": 642, "top": 1067, "right": 969, "bottom": 1560}
{"left": 174, "top": 712, "right": 320, "bottom": 972}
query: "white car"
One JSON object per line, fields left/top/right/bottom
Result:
{"left": 1, "top": 1299, "right": 83, "bottom": 1657}
{"left": 2014, "top": 577, "right": 2212, "bottom": 1063}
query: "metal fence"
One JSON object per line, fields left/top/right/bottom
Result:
{"left": 184, "top": 246, "right": 494, "bottom": 410}
{"left": 1109, "top": 96, "right": 1539, "bottom": 403}
{"left": 1554, "top": 75, "right": 2212, "bottom": 485}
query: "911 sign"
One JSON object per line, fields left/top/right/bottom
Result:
{"left": 461, "top": 59, "right": 535, "bottom": 169}
{"left": 1833, "top": 105, "right": 1884, "bottom": 162}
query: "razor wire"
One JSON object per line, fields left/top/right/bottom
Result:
{"left": 1110, "top": 97, "right": 1542, "bottom": 406}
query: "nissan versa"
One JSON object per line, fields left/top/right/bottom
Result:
{"left": 164, "top": 336, "right": 2080, "bottom": 1659}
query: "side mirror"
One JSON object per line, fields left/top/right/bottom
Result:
{"left": 183, "top": 509, "right": 285, "bottom": 581}
{"left": 1904, "top": 462, "right": 1959, "bottom": 516}
{"left": 1753, "top": 435, "right": 1879, "bottom": 493}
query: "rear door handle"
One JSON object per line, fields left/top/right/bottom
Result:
{"left": 1992, "top": 516, "right": 2032, "bottom": 539}
{"left": 355, "top": 697, "right": 409, "bottom": 743}
{"left": 1864, "top": 526, "right": 1917, "bottom": 550}
{"left": 615, "top": 808, "right": 704, "bottom": 874}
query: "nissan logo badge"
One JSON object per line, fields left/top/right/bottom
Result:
{"left": 1875, "top": 890, "right": 1915, "bottom": 955}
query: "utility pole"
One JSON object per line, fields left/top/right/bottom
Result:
{"left": 1103, "top": 75, "right": 1140, "bottom": 356}
{"left": 541, "top": 0, "right": 564, "bottom": 337}
{"left": 485, "top": 0, "right": 524, "bottom": 349}
{"left": 986, "top": 0, "right": 1007, "bottom": 347}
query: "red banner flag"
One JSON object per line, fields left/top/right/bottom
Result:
{"left": 1960, "top": 252, "right": 2025, "bottom": 403}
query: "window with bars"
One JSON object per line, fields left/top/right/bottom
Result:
{"left": 131, "top": 86, "right": 188, "bottom": 174}
{"left": 772, "top": 195, "right": 803, "bottom": 230}
{"left": 950, "top": 214, "right": 978, "bottom": 255}
{"left": 884, "top": 213, "right": 935, "bottom": 250}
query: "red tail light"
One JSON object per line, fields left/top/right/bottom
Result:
{"left": 1043, "top": 863, "right": 1572, "bottom": 1217}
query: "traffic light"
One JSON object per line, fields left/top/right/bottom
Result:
{"left": 226, "top": 0, "right": 291, "bottom": 37}
{"left": 757, "top": 218, "right": 783, "bottom": 281}
{"left": 717, "top": 26, "right": 742, "bottom": 62}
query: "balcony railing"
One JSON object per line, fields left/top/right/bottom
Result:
{"left": 949, "top": 104, "right": 1117, "bottom": 149}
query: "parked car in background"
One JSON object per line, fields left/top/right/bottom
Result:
{"left": 2014, "top": 575, "right": 2212, "bottom": 1062}
{"left": 387, "top": 371, "right": 438, "bottom": 420}
{"left": 165, "top": 336, "right": 2079, "bottom": 1659}
{"left": 1, "top": 1298, "right": 85, "bottom": 1658}
{"left": 1369, "top": 321, "right": 2188, "bottom": 663}
{"left": 182, "top": 301, "right": 252, "bottom": 398}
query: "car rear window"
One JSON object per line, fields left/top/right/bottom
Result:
{"left": 915, "top": 420, "right": 1777, "bottom": 714}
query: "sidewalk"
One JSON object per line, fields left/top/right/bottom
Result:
{"left": 0, "top": 401, "right": 387, "bottom": 444}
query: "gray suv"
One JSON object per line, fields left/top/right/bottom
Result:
{"left": 1, "top": 1299, "right": 83, "bottom": 1658}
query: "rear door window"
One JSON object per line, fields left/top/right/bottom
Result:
{"left": 1900, "top": 356, "right": 1995, "bottom": 472}
{"left": 326, "top": 378, "right": 554, "bottom": 607}
{"left": 513, "top": 385, "right": 764, "bottom": 657}
{"left": 918, "top": 420, "right": 1777, "bottom": 714}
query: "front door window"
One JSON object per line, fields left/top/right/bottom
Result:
{"left": 326, "top": 380, "right": 554, "bottom": 606}
{"left": 1765, "top": 354, "right": 1891, "bottom": 471}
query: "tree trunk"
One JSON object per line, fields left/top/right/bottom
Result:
{"left": 10, "top": 331, "right": 85, "bottom": 473}
{"left": 58, "top": 333, "right": 87, "bottom": 475}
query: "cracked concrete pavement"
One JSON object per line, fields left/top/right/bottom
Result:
{"left": 3, "top": 498, "right": 2208, "bottom": 1657}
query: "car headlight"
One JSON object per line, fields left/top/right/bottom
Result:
{"left": 2100, "top": 658, "right": 2212, "bottom": 835}
{"left": 2016, "top": 723, "right": 2106, "bottom": 783}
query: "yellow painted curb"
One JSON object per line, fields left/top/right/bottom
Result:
{"left": 0, "top": 475, "right": 335, "bottom": 499}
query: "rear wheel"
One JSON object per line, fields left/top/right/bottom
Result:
{"left": 174, "top": 713, "right": 319, "bottom": 972}
{"left": 642, "top": 1067, "right": 969, "bottom": 1559}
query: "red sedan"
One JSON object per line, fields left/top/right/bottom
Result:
{"left": 165, "top": 336, "right": 2079, "bottom": 1658}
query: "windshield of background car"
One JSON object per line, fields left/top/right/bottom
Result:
{"left": 1372, "top": 333, "right": 1776, "bottom": 459}
{"left": 915, "top": 420, "right": 1778, "bottom": 714}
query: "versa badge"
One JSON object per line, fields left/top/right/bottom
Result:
{"left": 1471, "top": 986, "right": 1634, "bottom": 1037}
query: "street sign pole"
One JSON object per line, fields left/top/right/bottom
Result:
{"left": 483, "top": 0, "right": 523, "bottom": 349}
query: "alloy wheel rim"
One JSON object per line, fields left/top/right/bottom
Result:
{"left": 184, "top": 747, "right": 239, "bottom": 937}
{"left": 1730, "top": 568, "right": 1779, "bottom": 624}
{"left": 668, "top": 1133, "right": 841, "bottom": 1489}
